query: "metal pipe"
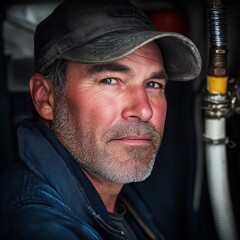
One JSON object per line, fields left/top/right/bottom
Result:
{"left": 204, "top": 0, "right": 238, "bottom": 239}
{"left": 204, "top": 117, "right": 238, "bottom": 240}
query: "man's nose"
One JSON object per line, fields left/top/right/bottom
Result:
{"left": 121, "top": 85, "right": 153, "bottom": 122}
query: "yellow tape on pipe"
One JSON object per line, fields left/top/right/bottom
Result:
{"left": 207, "top": 76, "right": 228, "bottom": 94}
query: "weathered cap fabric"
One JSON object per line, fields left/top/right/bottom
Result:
{"left": 34, "top": 0, "right": 202, "bottom": 81}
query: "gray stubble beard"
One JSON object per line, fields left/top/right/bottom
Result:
{"left": 51, "top": 97, "right": 162, "bottom": 184}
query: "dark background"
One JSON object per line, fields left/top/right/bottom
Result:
{"left": 1, "top": 0, "right": 240, "bottom": 239}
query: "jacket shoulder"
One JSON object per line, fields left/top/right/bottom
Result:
{"left": 0, "top": 204, "right": 101, "bottom": 240}
{"left": 0, "top": 162, "right": 102, "bottom": 240}
{"left": 0, "top": 162, "right": 64, "bottom": 213}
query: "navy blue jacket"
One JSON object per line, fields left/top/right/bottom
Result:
{"left": 0, "top": 119, "right": 164, "bottom": 239}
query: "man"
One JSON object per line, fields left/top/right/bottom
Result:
{"left": 0, "top": 0, "right": 201, "bottom": 239}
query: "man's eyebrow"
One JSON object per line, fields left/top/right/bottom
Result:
{"left": 149, "top": 71, "right": 168, "bottom": 81}
{"left": 86, "top": 62, "right": 133, "bottom": 76}
{"left": 86, "top": 62, "right": 168, "bottom": 81}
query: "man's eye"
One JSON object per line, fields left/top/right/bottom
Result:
{"left": 100, "top": 78, "right": 118, "bottom": 84}
{"left": 145, "top": 82, "right": 163, "bottom": 89}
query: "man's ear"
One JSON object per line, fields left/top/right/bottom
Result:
{"left": 29, "top": 73, "right": 55, "bottom": 121}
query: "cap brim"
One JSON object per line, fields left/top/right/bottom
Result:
{"left": 60, "top": 31, "right": 202, "bottom": 81}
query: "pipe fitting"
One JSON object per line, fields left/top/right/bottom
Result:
{"left": 203, "top": 93, "right": 230, "bottom": 118}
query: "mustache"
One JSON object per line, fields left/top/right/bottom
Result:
{"left": 104, "top": 121, "right": 161, "bottom": 143}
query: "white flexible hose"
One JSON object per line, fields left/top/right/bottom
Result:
{"left": 205, "top": 118, "right": 238, "bottom": 240}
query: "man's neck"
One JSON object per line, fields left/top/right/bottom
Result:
{"left": 81, "top": 168, "right": 124, "bottom": 213}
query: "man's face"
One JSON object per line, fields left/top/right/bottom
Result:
{"left": 51, "top": 42, "right": 167, "bottom": 184}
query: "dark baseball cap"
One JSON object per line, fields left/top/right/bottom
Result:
{"left": 34, "top": 0, "right": 202, "bottom": 81}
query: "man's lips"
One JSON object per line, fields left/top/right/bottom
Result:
{"left": 111, "top": 135, "right": 152, "bottom": 145}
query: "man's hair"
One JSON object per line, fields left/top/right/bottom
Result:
{"left": 41, "top": 59, "right": 68, "bottom": 98}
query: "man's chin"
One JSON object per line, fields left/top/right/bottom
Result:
{"left": 103, "top": 159, "right": 155, "bottom": 184}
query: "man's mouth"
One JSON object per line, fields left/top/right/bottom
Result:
{"left": 112, "top": 135, "right": 152, "bottom": 146}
